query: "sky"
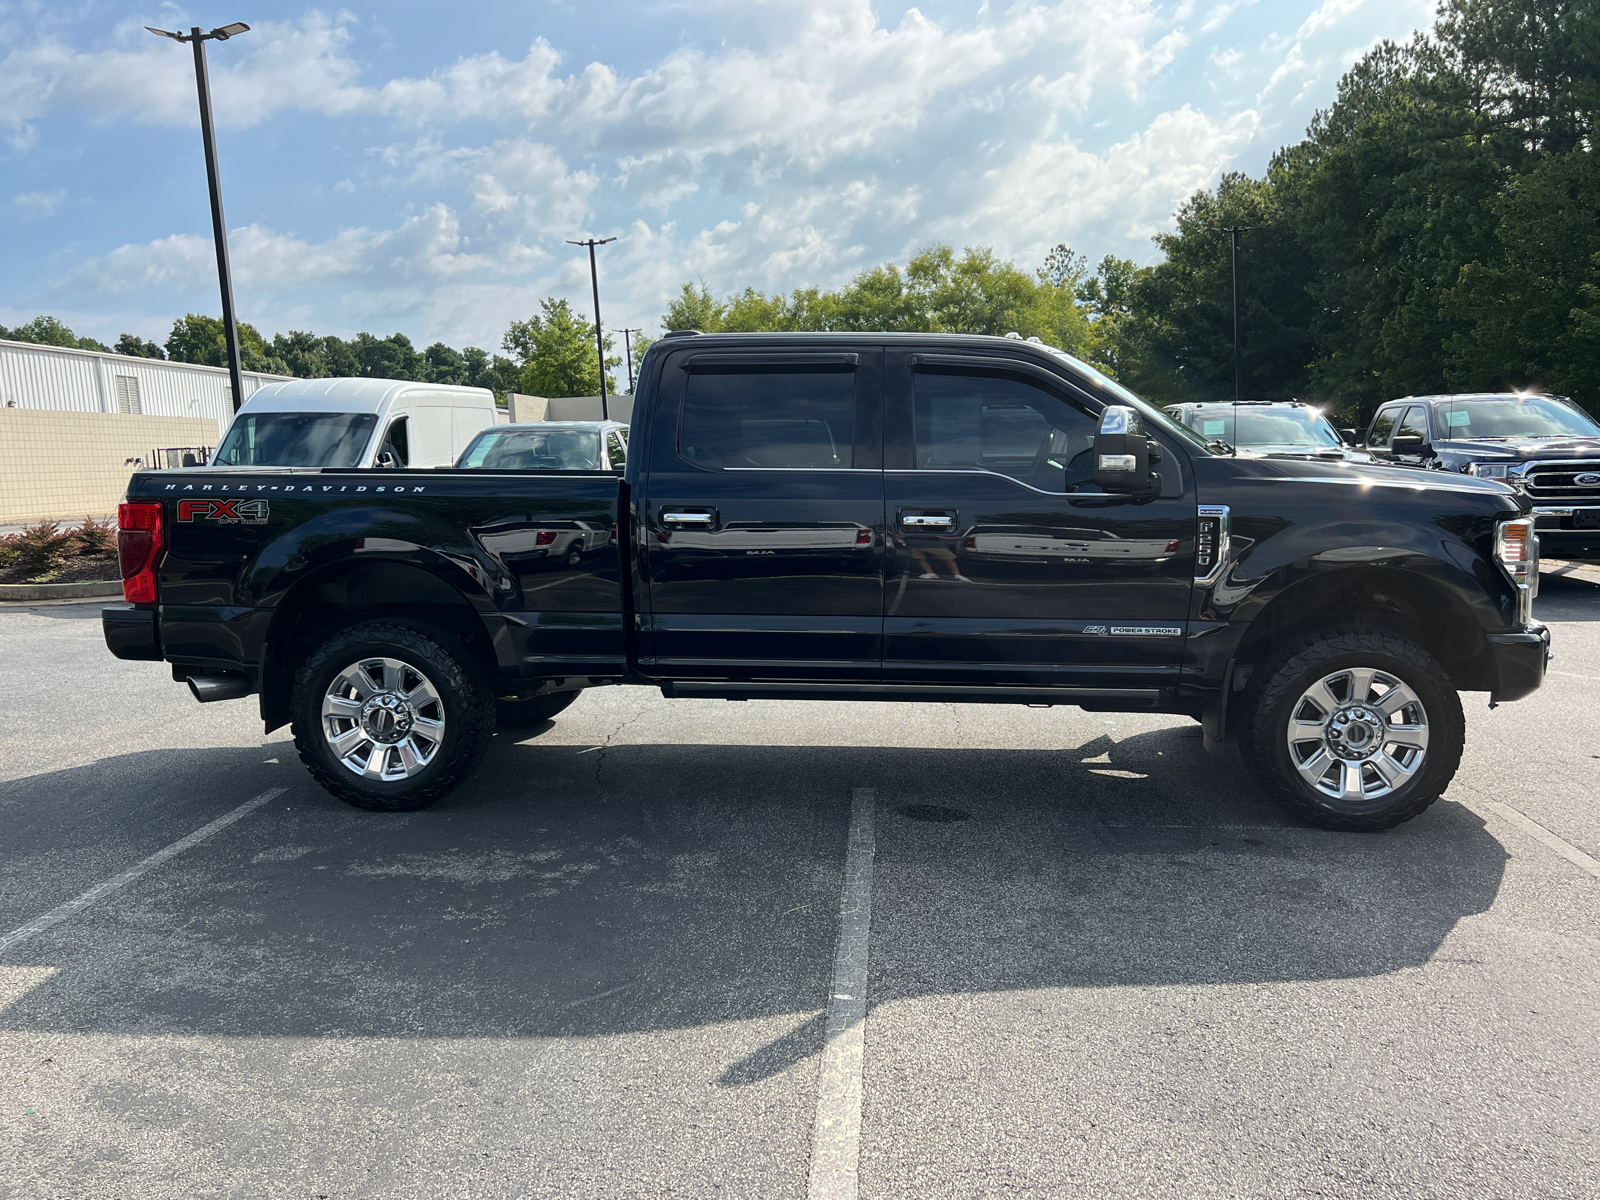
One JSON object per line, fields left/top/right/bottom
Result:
{"left": 0, "top": 0, "right": 1437, "bottom": 355}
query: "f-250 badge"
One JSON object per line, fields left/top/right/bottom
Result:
{"left": 177, "top": 498, "right": 269, "bottom": 524}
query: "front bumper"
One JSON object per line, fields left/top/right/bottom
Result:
{"left": 1533, "top": 507, "right": 1600, "bottom": 559}
{"left": 103, "top": 605, "right": 161, "bottom": 661}
{"left": 1488, "top": 624, "right": 1551, "bottom": 703}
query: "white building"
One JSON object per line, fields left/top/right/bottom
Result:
{"left": 0, "top": 337, "right": 291, "bottom": 426}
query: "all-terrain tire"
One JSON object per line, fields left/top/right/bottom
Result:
{"left": 496, "top": 690, "right": 581, "bottom": 729}
{"left": 1237, "top": 626, "right": 1464, "bottom": 832}
{"left": 290, "top": 621, "right": 495, "bottom": 811}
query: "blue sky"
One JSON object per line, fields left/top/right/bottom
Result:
{"left": 1, "top": 0, "right": 1435, "bottom": 353}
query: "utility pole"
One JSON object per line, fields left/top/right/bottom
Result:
{"left": 567, "top": 236, "right": 617, "bottom": 420}
{"left": 147, "top": 22, "right": 251, "bottom": 413}
{"left": 1220, "top": 226, "right": 1254, "bottom": 403}
{"left": 620, "top": 328, "right": 641, "bottom": 393}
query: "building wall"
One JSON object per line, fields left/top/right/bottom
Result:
{"left": 508, "top": 394, "right": 634, "bottom": 424}
{"left": 0, "top": 338, "right": 287, "bottom": 427}
{"left": 0, "top": 409, "right": 219, "bottom": 525}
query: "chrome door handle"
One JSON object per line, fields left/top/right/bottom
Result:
{"left": 662, "top": 508, "right": 716, "bottom": 526}
{"left": 902, "top": 513, "right": 955, "bottom": 530}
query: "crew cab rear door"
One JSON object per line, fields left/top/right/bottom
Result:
{"left": 880, "top": 349, "right": 1195, "bottom": 690}
{"left": 638, "top": 346, "right": 884, "bottom": 681}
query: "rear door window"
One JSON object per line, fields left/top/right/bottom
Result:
{"left": 680, "top": 365, "right": 857, "bottom": 469}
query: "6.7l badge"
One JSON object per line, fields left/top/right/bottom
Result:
{"left": 177, "top": 498, "right": 269, "bottom": 524}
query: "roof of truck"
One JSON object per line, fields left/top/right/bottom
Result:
{"left": 240, "top": 378, "right": 495, "bottom": 414}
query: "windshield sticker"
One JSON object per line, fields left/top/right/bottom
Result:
{"left": 1203, "top": 420, "right": 1228, "bottom": 435}
{"left": 1446, "top": 410, "right": 1472, "bottom": 426}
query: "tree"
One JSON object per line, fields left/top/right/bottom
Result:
{"left": 165, "top": 313, "right": 288, "bottom": 375}
{"left": 504, "top": 298, "right": 619, "bottom": 396}
{"left": 2, "top": 315, "right": 109, "bottom": 351}
{"left": 421, "top": 342, "right": 465, "bottom": 385}
{"left": 114, "top": 333, "right": 165, "bottom": 359}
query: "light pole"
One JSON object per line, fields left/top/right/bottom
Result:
{"left": 1220, "top": 225, "right": 1255, "bottom": 403}
{"left": 147, "top": 21, "right": 251, "bottom": 413}
{"left": 620, "top": 328, "right": 641, "bottom": 393}
{"left": 566, "top": 236, "right": 617, "bottom": 420}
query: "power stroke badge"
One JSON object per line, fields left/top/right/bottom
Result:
{"left": 177, "top": 498, "right": 269, "bottom": 525}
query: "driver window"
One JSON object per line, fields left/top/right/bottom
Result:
{"left": 380, "top": 416, "right": 409, "bottom": 467}
{"left": 1366, "top": 407, "right": 1399, "bottom": 448}
{"left": 606, "top": 430, "right": 627, "bottom": 469}
{"left": 912, "top": 369, "right": 1099, "bottom": 494}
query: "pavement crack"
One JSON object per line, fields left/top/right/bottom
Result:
{"left": 589, "top": 704, "right": 651, "bottom": 792}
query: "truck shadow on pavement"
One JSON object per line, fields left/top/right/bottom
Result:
{"left": 0, "top": 725, "right": 1507, "bottom": 1089}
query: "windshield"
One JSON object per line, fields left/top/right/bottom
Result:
{"left": 1040, "top": 348, "right": 1212, "bottom": 452}
{"left": 1436, "top": 396, "right": 1600, "bottom": 439}
{"left": 1176, "top": 406, "right": 1343, "bottom": 449}
{"left": 458, "top": 427, "right": 604, "bottom": 470}
{"left": 213, "top": 412, "right": 377, "bottom": 468}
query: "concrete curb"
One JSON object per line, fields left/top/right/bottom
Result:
{"left": 0, "top": 580, "right": 123, "bottom": 601}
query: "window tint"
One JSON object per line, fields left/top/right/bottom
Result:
{"left": 681, "top": 367, "right": 856, "bottom": 469}
{"left": 1396, "top": 407, "right": 1429, "bottom": 443}
{"left": 1367, "top": 407, "right": 1400, "bottom": 447}
{"left": 381, "top": 417, "right": 409, "bottom": 466}
{"left": 913, "top": 369, "right": 1099, "bottom": 494}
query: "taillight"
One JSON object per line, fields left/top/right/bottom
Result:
{"left": 118, "top": 502, "right": 164, "bottom": 604}
{"left": 535, "top": 531, "right": 557, "bottom": 546}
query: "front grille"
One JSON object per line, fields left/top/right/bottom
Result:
{"left": 1523, "top": 459, "right": 1600, "bottom": 502}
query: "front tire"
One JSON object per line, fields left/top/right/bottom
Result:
{"left": 291, "top": 621, "right": 495, "bottom": 811}
{"left": 1238, "top": 627, "right": 1464, "bottom": 831}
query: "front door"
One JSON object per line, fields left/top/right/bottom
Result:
{"left": 881, "top": 350, "right": 1195, "bottom": 690}
{"left": 639, "top": 346, "right": 884, "bottom": 681}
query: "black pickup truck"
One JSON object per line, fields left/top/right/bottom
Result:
{"left": 104, "top": 333, "right": 1550, "bottom": 831}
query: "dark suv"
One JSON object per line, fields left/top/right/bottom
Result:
{"left": 1366, "top": 392, "right": 1600, "bottom": 559}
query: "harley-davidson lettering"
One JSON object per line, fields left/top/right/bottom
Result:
{"left": 177, "top": 498, "right": 269, "bottom": 524}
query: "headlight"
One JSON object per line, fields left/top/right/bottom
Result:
{"left": 1467, "top": 462, "right": 1509, "bottom": 478}
{"left": 1494, "top": 516, "right": 1538, "bottom": 623}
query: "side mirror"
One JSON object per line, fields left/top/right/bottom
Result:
{"left": 377, "top": 450, "right": 400, "bottom": 469}
{"left": 1389, "top": 434, "right": 1427, "bottom": 455}
{"left": 1094, "top": 406, "right": 1155, "bottom": 494}
{"left": 1340, "top": 428, "right": 1360, "bottom": 446}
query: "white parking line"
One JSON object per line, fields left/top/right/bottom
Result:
{"left": 1470, "top": 799, "right": 1600, "bottom": 882}
{"left": 0, "top": 787, "right": 286, "bottom": 958}
{"left": 807, "top": 787, "right": 877, "bottom": 1200}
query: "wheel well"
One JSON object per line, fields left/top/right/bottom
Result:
{"left": 260, "top": 559, "right": 495, "bottom": 732}
{"left": 1231, "top": 567, "right": 1495, "bottom": 695}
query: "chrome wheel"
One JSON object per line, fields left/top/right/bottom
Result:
{"left": 321, "top": 656, "right": 446, "bottom": 781}
{"left": 1285, "top": 667, "right": 1429, "bottom": 803}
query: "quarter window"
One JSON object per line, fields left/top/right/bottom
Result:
{"left": 912, "top": 369, "right": 1099, "bottom": 494}
{"left": 681, "top": 366, "right": 856, "bottom": 469}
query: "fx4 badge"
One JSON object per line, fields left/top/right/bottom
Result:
{"left": 177, "top": 498, "right": 269, "bottom": 525}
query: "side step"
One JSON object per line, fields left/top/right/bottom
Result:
{"left": 660, "top": 681, "right": 1162, "bottom": 708}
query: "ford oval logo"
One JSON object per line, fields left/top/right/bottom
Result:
{"left": 1577, "top": 472, "right": 1600, "bottom": 486}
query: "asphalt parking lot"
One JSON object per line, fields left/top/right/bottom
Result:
{"left": 2, "top": 571, "right": 1598, "bottom": 1199}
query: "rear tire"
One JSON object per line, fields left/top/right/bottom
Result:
{"left": 1237, "top": 627, "right": 1464, "bottom": 831}
{"left": 291, "top": 621, "right": 495, "bottom": 812}
{"left": 496, "top": 690, "right": 581, "bottom": 728}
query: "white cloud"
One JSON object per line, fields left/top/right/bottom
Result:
{"left": 12, "top": 188, "right": 66, "bottom": 220}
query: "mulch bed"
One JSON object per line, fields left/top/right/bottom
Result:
{"left": 0, "top": 553, "right": 120, "bottom": 586}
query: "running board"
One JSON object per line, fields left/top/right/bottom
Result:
{"left": 660, "top": 681, "right": 1163, "bottom": 708}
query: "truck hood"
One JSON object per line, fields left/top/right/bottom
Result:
{"left": 1436, "top": 436, "right": 1600, "bottom": 460}
{"left": 1250, "top": 454, "right": 1523, "bottom": 504}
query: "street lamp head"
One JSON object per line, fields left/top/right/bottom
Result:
{"left": 146, "top": 26, "right": 188, "bottom": 41}
{"left": 210, "top": 22, "right": 251, "bottom": 39}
